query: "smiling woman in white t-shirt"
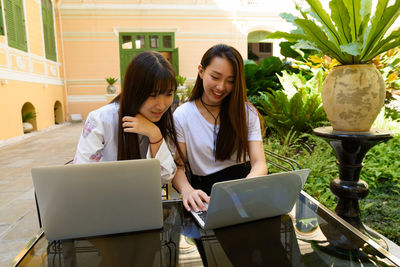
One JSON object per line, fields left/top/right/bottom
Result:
{"left": 172, "top": 44, "right": 268, "bottom": 212}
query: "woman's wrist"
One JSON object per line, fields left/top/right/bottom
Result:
{"left": 180, "top": 183, "right": 195, "bottom": 196}
{"left": 149, "top": 136, "right": 163, "bottom": 144}
{"left": 148, "top": 128, "right": 162, "bottom": 144}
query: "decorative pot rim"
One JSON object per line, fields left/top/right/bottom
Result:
{"left": 333, "top": 63, "right": 376, "bottom": 69}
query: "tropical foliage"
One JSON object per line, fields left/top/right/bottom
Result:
{"left": 373, "top": 48, "right": 400, "bottom": 121}
{"left": 254, "top": 71, "right": 328, "bottom": 141}
{"left": 22, "top": 111, "right": 37, "bottom": 123}
{"left": 264, "top": 122, "right": 400, "bottom": 245}
{"left": 267, "top": 0, "right": 400, "bottom": 64}
{"left": 245, "top": 56, "right": 295, "bottom": 99}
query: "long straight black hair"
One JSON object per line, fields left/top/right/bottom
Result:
{"left": 114, "top": 51, "right": 183, "bottom": 163}
{"left": 189, "top": 44, "right": 261, "bottom": 162}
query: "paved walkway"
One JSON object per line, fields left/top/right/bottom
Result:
{"left": 0, "top": 123, "right": 83, "bottom": 266}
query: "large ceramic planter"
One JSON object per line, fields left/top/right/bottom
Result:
{"left": 322, "top": 64, "right": 385, "bottom": 132}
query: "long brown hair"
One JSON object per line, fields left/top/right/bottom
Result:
{"left": 189, "top": 44, "right": 259, "bottom": 162}
{"left": 115, "top": 51, "right": 183, "bottom": 163}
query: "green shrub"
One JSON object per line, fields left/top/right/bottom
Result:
{"left": 245, "top": 56, "right": 294, "bottom": 99}
{"left": 373, "top": 48, "right": 400, "bottom": 121}
{"left": 254, "top": 71, "right": 328, "bottom": 141}
{"left": 264, "top": 130, "right": 400, "bottom": 245}
{"left": 361, "top": 186, "right": 400, "bottom": 245}
{"left": 264, "top": 133, "right": 338, "bottom": 209}
{"left": 361, "top": 136, "right": 400, "bottom": 191}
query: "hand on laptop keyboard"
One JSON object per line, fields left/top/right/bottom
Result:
{"left": 182, "top": 189, "right": 210, "bottom": 212}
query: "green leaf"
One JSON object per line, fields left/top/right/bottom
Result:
{"left": 259, "top": 57, "right": 283, "bottom": 76}
{"left": 365, "top": 28, "right": 400, "bottom": 62}
{"left": 340, "top": 41, "right": 362, "bottom": 56}
{"left": 280, "top": 12, "right": 301, "bottom": 25}
{"left": 368, "top": 38, "right": 400, "bottom": 63}
{"left": 292, "top": 40, "right": 321, "bottom": 51}
{"left": 266, "top": 31, "right": 305, "bottom": 42}
{"left": 276, "top": 71, "right": 299, "bottom": 98}
{"left": 105, "top": 77, "right": 118, "bottom": 85}
{"left": 295, "top": 3, "right": 309, "bottom": 19}
{"left": 306, "top": 69, "right": 324, "bottom": 94}
{"left": 279, "top": 42, "right": 304, "bottom": 61}
{"left": 343, "top": 0, "right": 362, "bottom": 41}
{"left": 279, "top": 13, "right": 306, "bottom": 36}
{"left": 244, "top": 59, "right": 256, "bottom": 65}
{"left": 294, "top": 18, "right": 346, "bottom": 63}
{"left": 361, "top": 0, "right": 400, "bottom": 59}
{"left": 306, "top": 0, "right": 342, "bottom": 46}
{"left": 330, "top": 0, "right": 352, "bottom": 43}
{"left": 359, "top": 0, "right": 372, "bottom": 37}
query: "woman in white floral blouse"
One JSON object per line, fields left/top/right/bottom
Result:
{"left": 74, "top": 51, "right": 184, "bottom": 186}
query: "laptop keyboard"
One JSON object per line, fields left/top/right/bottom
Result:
{"left": 196, "top": 210, "right": 207, "bottom": 222}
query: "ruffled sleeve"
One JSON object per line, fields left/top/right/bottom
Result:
{"left": 73, "top": 111, "right": 107, "bottom": 164}
{"left": 246, "top": 104, "right": 262, "bottom": 141}
{"left": 145, "top": 138, "right": 177, "bottom": 186}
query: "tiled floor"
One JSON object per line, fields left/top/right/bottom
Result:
{"left": 0, "top": 123, "right": 83, "bottom": 266}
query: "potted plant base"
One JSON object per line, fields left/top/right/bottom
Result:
{"left": 23, "top": 122, "right": 33, "bottom": 133}
{"left": 322, "top": 64, "right": 386, "bottom": 132}
{"left": 105, "top": 77, "right": 118, "bottom": 94}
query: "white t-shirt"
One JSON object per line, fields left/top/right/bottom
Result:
{"left": 73, "top": 102, "right": 177, "bottom": 186}
{"left": 173, "top": 101, "right": 262, "bottom": 176}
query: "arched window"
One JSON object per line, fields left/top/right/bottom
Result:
{"left": 247, "top": 31, "right": 273, "bottom": 62}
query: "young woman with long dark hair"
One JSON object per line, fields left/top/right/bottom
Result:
{"left": 172, "top": 44, "right": 268, "bottom": 212}
{"left": 74, "top": 51, "right": 183, "bottom": 186}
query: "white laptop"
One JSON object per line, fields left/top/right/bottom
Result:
{"left": 31, "top": 159, "right": 163, "bottom": 240}
{"left": 191, "top": 169, "right": 310, "bottom": 230}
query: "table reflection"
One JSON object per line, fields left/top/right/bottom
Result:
{"left": 15, "top": 194, "right": 400, "bottom": 267}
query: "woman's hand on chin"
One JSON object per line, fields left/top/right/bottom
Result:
{"left": 122, "top": 114, "right": 161, "bottom": 140}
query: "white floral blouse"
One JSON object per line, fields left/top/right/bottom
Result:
{"left": 73, "top": 102, "right": 177, "bottom": 186}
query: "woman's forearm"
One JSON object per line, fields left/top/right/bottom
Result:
{"left": 172, "top": 168, "right": 194, "bottom": 194}
{"left": 247, "top": 160, "right": 268, "bottom": 178}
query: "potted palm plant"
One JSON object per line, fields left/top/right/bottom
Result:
{"left": 105, "top": 77, "right": 118, "bottom": 94}
{"left": 175, "top": 75, "right": 187, "bottom": 104}
{"left": 268, "top": 0, "right": 400, "bottom": 131}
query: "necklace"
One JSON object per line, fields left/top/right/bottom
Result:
{"left": 200, "top": 98, "right": 220, "bottom": 157}
{"left": 200, "top": 99, "right": 221, "bottom": 107}
{"left": 200, "top": 98, "right": 220, "bottom": 121}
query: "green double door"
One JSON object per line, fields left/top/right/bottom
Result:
{"left": 119, "top": 32, "right": 179, "bottom": 86}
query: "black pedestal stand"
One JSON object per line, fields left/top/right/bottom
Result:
{"left": 313, "top": 127, "right": 393, "bottom": 250}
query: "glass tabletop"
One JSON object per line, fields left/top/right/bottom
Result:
{"left": 14, "top": 191, "right": 400, "bottom": 267}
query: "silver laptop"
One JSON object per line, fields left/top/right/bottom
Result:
{"left": 191, "top": 169, "right": 310, "bottom": 230}
{"left": 31, "top": 159, "right": 163, "bottom": 240}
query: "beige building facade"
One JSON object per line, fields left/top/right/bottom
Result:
{"left": 1, "top": 0, "right": 294, "bottom": 141}
{"left": 0, "top": 0, "right": 66, "bottom": 140}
